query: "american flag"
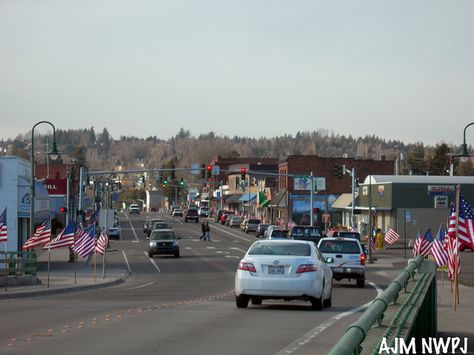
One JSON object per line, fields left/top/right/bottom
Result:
{"left": 22, "top": 218, "right": 52, "bottom": 249}
{"left": 73, "top": 225, "right": 96, "bottom": 257}
{"left": 446, "top": 235, "right": 461, "bottom": 280}
{"left": 413, "top": 229, "right": 433, "bottom": 257}
{"left": 448, "top": 195, "right": 474, "bottom": 250}
{"left": 430, "top": 225, "right": 448, "bottom": 267}
{"left": 384, "top": 227, "right": 400, "bottom": 245}
{"left": 95, "top": 231, "right": 108, "bottom": 255}
{"left": 0, "top": 208, "right": 7, "bottom": 242}
{"left": 43, "top": 221, "right": 75, "bottom": 249}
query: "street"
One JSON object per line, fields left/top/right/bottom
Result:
{"left": 0, "top": 212, "right": 400, "bottom": 355}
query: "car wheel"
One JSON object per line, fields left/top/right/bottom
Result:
{"left": 251, "top": 297, "right": 262, "bottom": 305}
{"left": 148, "top": 252, "right": 153, "bottom": 258}
{"left": 310, "top": 296, "right": 323, "bottom": 311}
{"left": 236, "top": 295, "right": 249, "bottom": 309}
{"left": 323, "top": 292, "right": 332, "bottom": 308}
{"left": 357, "top": 279, "right": 365, "bottom": 288}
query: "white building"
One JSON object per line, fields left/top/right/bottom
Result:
{"left": 0, "top": 156, "right": 50, "bottom": 251}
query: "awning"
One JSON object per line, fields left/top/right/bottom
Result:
{"left": 258, "top": 191, "right": 270, "bottom": 208}
{"left": 239, "top": 193, "right": 256, "bottom": 202}
{"left": 331, "top": 193, "right": 354, "bottom": 209}
{"left": 270, "top": 190, "right": 287, "bottom": 208}
{"left": 225, "top": 194, "right": 243, "bottom": 203}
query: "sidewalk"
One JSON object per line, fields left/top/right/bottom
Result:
{"left": 0, "top": 248, "right": 129, "bottom": 300}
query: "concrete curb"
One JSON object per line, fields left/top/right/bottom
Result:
{"left": 0, "top": 270, "right": 130, "bottom": 300}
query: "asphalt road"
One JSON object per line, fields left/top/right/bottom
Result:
{"left": 0, "top": 212, "right": 398, "bottom": 355}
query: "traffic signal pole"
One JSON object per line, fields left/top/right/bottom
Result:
{"left": 351, "top": 167, "right": 356, "bottom": 230}
{"left": 310, "top": 171, "right": 314, "bottom": 226}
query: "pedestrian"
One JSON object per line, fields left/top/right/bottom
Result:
{"left": 376, "top": 228, "right": 384, "bottom": 250}
{"left": 200, "top": 221, "right": 206, "bottom": 240}
{"left": 204, "top": 221, "right": 211, "bottom": 241}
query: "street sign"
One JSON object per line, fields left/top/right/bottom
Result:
{"left": 322, "top": 213, "right": 330, "bottom": 223}
{"left": 211, "top": 165, "right": 220, "bottom": 176}
{"left": 434, "top": 195, "right": 448, "bottom": 208}
{"left": 428, "top": 185, "right": 455, "bottom": 196}
{"left": 315, "top": 177, "right": 326, "bottom": 191}
{"left": 190, "top": 163, "right": 201, "bottom": 175}
{"left": 405, "top": 210, "right": 411, "bottom": 223}
{"left": 294, "top": 176, "right": 312, "bottom": 191}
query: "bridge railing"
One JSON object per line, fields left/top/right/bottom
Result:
{"left": 328, "top": 255, "right": 437, "bottom": 355}
{"left": 0, "top": 251, "right": 38, "bottom": 276}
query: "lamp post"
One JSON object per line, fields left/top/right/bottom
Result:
{"left": 30, "top": 121, "right": 60, "bottom": 237}
{"left": 457, "top": 122, "right": 474, "bottom": 162}
{"left": 356, "top": 167, "right": 374, "bottom": 263}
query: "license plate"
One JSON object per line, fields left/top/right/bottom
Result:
{"left": 333, "top": 267, "right": 343, "bottom": 273}
{"left": 268, "top": 266, "right": 284, "bottom": 274}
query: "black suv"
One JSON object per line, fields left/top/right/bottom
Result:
{"left": 185, "top": 208, "right": 199, "bottom": 223}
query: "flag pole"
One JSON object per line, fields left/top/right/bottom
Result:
{"left": 454, "top": 184, "right": 461, "bottom": 310}
{"left": 4, "top": 243, "right": 8, "bottom": 292}
{"left": 47, "top": 242, "right": 51, "bottom": 288}
{"left": 102, "top": 232, "right": 106, "bottom": 280}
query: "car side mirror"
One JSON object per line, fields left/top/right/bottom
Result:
{"left": 325, "top": 257, "right": 334, "bottom": 264}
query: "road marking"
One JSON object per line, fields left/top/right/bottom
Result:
{"left": 211, "top": 224, "right": 252, "bottom": 242}
{"left": 144, "top": 251, "right": 161, "bottom": 273}
{"left": 275, "top": 280, "right": 383, "bottom": 355}
{"left": 225, "top": 255, "right": 240, "bottom": 259}
{"left": 230, "top": 247, "right": 247, "bottom": 253}
{"left": 216, "top": 251, "right": 230, "bottom": 254}
{"left": 185, "top": 247, "right": 192, "bottom": 250}
{"left": 122, "top": 251, "right": 132, "bottom": 273}
{"left": 127, "top": 219, "right": 140, "bottom": 242}
{"left": 124, "top": 281, "right": 155, "bottom": 290}
{"left": 206, "top": 246, "right": 216, "bottom": 250}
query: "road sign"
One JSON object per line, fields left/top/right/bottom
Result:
{"left": 212, "top": 165, "right": 220, "bottom": 176}
{"left": 405, "top": 210, "right": 411, "bottom": 223}
{"left": 322, "top": 214, "right": 330, "bottom": 224}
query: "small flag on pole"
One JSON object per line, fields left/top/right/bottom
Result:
{"left": 73, "top": 225, "right": 96, "bottom": 257}
{"left": 95, "top": 231, "right": 108, "bottom": 255}
{"left": 448, "top": 194, "right": 474, "bottom": 250}
{"left": 22, "top": 218, "right": 52, "bottom": 249}
{"left": 0, "top": 208, "right": 7, "bottom": 242}
{"left": 384, "top": 227, "right": 400, "bottom": 245}
{"left": 430, "top": 225, "right": 448, "bottom": 267}
{"left": 413, "top": 229, "right": 433, "bottom": 257}
{"left": 44, "top": 221, "right": 75, "bottom": 249}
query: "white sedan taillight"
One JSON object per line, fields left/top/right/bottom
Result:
{"left": 296, "top": 264, "right": 318, "bottom": 274}
{"left": 238, "top": 262, "right": 257, "bottom": 273}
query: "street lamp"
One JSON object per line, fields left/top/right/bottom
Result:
{"left": 356, "top": 167, "right": 374, "bottom": 263}
{"left": 457, "top": 122, "right": 474, "bottom": 163}
{"left": 30, "top": 121, "right": 60, "bottom": 237}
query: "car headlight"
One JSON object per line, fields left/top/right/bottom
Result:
{"left": 150, "top": 241, "right": 156, "bottom": 247}
{"left": 173, "top": 240, "right": 179, "bottom": 246}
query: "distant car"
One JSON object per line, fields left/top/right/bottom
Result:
{"left": 228, "top": 216, "right": 243, "bottom": 228}
{"left": 148, "top": 229, "right": 180, "bottom": 258}
{"left": 256, "top": 223, "right": 270, "bottom": 238}
{"left": 263, "top": 225, "right": 280, "bottom": 238}
{"left": 215, "top": 210, "right": 233, "bottom": 223}
{"left": 107, "top": 223, "right": 121, "bottom": 240}
{"left": 289, "top": 226, "right": 323, "bottom": 245}
{"left": 150, "top": 221, "right": 170, "bottom": 232}
{"left": 144, "top": 218, "right": 166, "bottom": 234}
{"left": 220, "top": 213, "right": 235, "bottom": 225}
{"left": 318, "top": 237, "right": 366, "bottom": 288}
{"left": 198, "top": 207, "right": 209, "bottom": 217}
{"left": 266, "top": 229, "right": 289, "bottom": 239}
{"left": 172, "top": 208, "right": 184, "bottom": 217}
{"left": 235, "top": 239, "right": 333, "bottom": 309}
{"left": 185, "top": 208, "right": 199, "bottom": 223}
{"left": 129, "top": 204, "right": 140, "bottom": 215}
{"left": 325, "top": 230, "right": 361, "bottom": 241}
{"left": 244, "top": 219, "right": 261, "bottom": 234}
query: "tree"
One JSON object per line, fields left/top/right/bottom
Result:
{"left": 97, "top": 128, "right": 110, "bottom": 156}
{"left": 405, "top": 144, "right": 426, "bottom": 175}
{"left": 72, "top": 146, "right": 87, "bottom": 166}
{"left": 428, "top": 144, "right": 451, "bottom": 175}
{"left": 456, "top": 160, "right": 474, "bottom": 176}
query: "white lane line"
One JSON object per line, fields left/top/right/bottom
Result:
{"left": 127, "top": 219, "right": 140, "bottom": 242}
{"left": 122, "top": 251, "right": 132, "bottom": 274}
{"left": 123, "top": 281, "right": 155, "bottom": 291}
{"left": 143, "top": 251, "right": 161, "bottom": 273}
{"left": 275, "top": 280, "right": 383, "bottom": 355}
{"left": 210, "top": 224, "right": 251, "bottom": 242}
{"left": 216, "top": 251, "right": 230, "bottom": 254}
{"left": 230, "top": 247, "right": 247, "bottom": 253}
{"left": 225, "top": 255, "right": 241, "bottom": 259}
{"left": 206, "top": 246, "right": 216, "bottom": 250}
{"left": 185, "top": 247, "right": 192, "bottom": 250}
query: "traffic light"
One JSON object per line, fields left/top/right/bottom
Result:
{"left": 163, "top": 177, "right": 168, "bottom": 185}
{"left": 170, "top": 165, "right": 175, "bottom": 180}
{"left": 313, "top": 208, "right": 320, "bottom": 214}
{"left": 333, "top": 164, "right": 343, "bottom": 179}
{"left": 200, "top": 164, "right": 206, "bottom": 178}
{"left": 59, "top": 207, "right": 67, "bottom": 213}
{"left": 206, "top": 165, "right": 212, "bottom": 179}
{"left": 180, "top": 178, "right": 184, "bottom": 187}
{"left": 240, "top": 167, "right": 246, "bottom": 180}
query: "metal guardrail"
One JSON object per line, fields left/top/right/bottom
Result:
{"left": 328, "top": 255, "right": 436, "bottom": 355}
{"left": 0, "top": 251, "right": 37, "bottom": 276}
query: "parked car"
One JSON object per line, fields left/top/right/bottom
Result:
{"left": 172, "top": 208, "right": 184, "bottom": 217}
{"left": 256, "top": 223, "right": 270, "bottom": 238}
{"left": 228, "top": 216, "right": 243, "bottom": 228}
{"left": 107, "top": 222, "right": 121, "bottom": 240}
{"left": 263, "top": 225, "right": 280, "bottom": 238}
{"left": 148, "top": 229, "right": 180, "bottom": 258}
{"left": 185, "top": 208, "right": 199, "bottom": 223}
{"left": 289, "top": 226, "right": 323, "bottom": 245}
{"left": 325, "top": 230, "right": 361, "bottom": 241}
{"left": 220, "top": 213, "right": 235, "bottom": 225}
{"left": 128, "top": 204, "right": 140, "bottom": 215}
{"left": 244, "top": 219, "right": 261, "bottom": 234}
{"left": 235, "top": 239, "right": 333, "bottom": 309}
{"left": 198, "top": 207, "right": 209, "bottom": 217}
{"left": 318, "top": 237, "right": 366, "bottom": 288}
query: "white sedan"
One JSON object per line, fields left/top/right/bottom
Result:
{"left": 235, "top": 239, "right": 333, "bottom": 310}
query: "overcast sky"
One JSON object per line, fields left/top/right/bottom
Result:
{"left": 1, "top": 0, "right": 473, "bottom": 146}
